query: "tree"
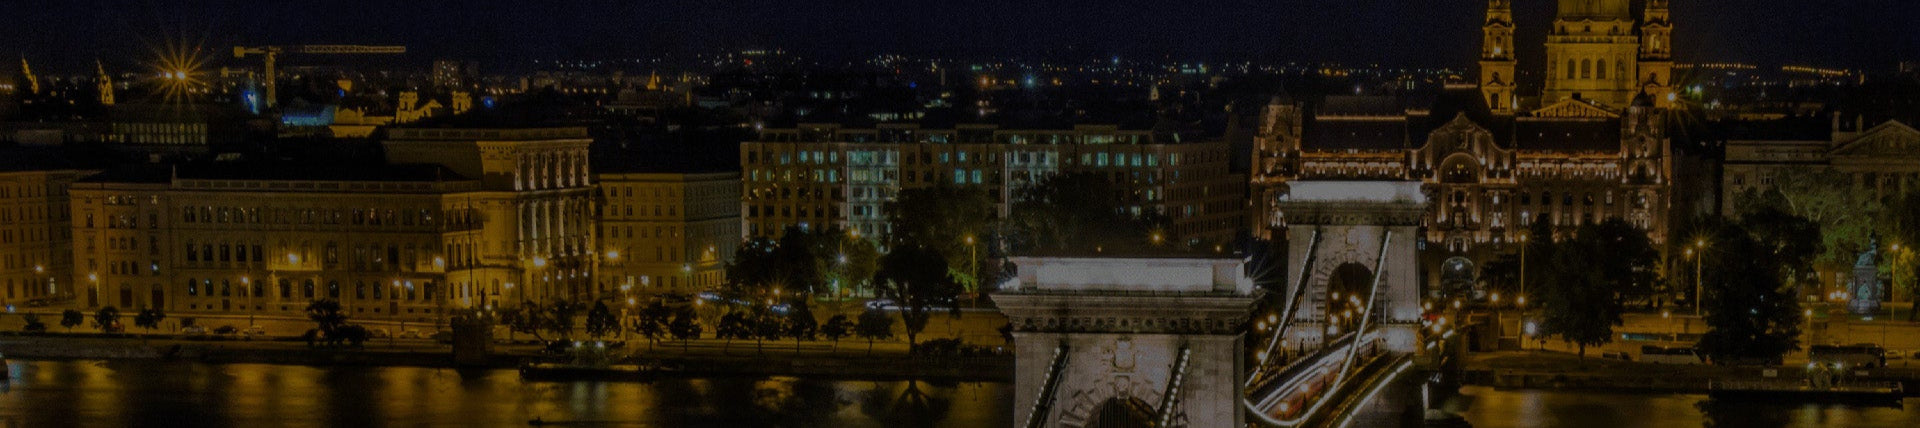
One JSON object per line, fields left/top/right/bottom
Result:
{"left": 726, "top": 226, "right": 879, "bottom": 299}
{"left": 1009, "top": 172, "right": 1164, "bottom": 253}
{"left": 1521, "top": 216, "right": 1557, "bottom": 301}
{"left": 1538, "top": 236, "right": 1621, "bottom": 360}
{"left": 1480, "top": 253, "right": 1521, "bottom": 299}
{"left": 1738, "top": 204, "right": 1825, "bottom": 299}
{"left": 21, "top": 313, "right": 47, "bottom": 333}
{"left": 786, "top": 300, "right": 818, "bottom": 341}
{"left": 634, "top": 302, "right": 673, "bottom": 349}
{"left": 855, "top": 308, "right": 895, "bottom": 355}
{"left": 305, "top": 299, "right": 347, "bottom": 336}
{"left": 717, "top": 311, "right": 754, "bottom": 352}
{"left": 887, "top": 183, "right": 999, "bottom": 264}
{"left": 1696, "top": 218, "right": 1804, "bottom": 364}
{"left": 59, "top": 309, "right": 83, "bottom": 332}
{"left": 133, "top": 308, "right": 166, "bottom": 333}
{"left": 1879, "top": 191, "right": 1920, "bottom": 319}
{"left": 726, "top": 237, "right": 782, "bottom": 294}
{"left": 1734, "top": 170, "right": 1883, "bottom": 269}
{"left": 93, "top": 306, "right": 121, "bottom": 333}
{"left": 813, "top": 226, "right": 880, "bottom": 299}
{"left": 1582, "top": 218, "right": 1662, "bottom": 308}
{"left": 821, "top": 314, "right": 853, "bottom": 350}
{"left": 753, "top": 309, "right": 788, "bottom": 353}
{"left": 584, "top": 301, "right": 619, "bottom": 339}
{"left": 542, "top": 300, "right": 582, "bottom": 339}
{"left": 500, "top": 302, "right": 546, "bottom": 341}
{"left": 873, "top": 246, "right": 964, "bottom": 354}
{"left": 667, "top": 307, "right": 703, "bottom": 352}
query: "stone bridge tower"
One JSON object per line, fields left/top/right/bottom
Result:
{"left": 996, "top": 256, "right": 1259, "bottom": 428}
{"left": 1273, "top": 181, "right": 1427, "bottom": 354}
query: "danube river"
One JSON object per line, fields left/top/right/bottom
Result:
{"left": 1457, "top": 386, "right": 1920, "bottom": 428}
{"left": 5, "top": 360, "right": 1919, "bottom": 427}
{"left": 0, "top": 360, "right": 1012, "bottom": 427}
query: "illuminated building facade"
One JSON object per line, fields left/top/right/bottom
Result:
{"left": 1722, "top": 117, "right": 1920, "bottom": 213}
{"left": 1536, "top": 0, "right": 1677, "bottom": 109}
{"left": 0, "top": 158, "right": 88, "bottom": 307}
{"left": 596, "top": 172, "right": 740, "bottom": 293}
{"left": 1253, "top": 0, "right": 1678, "bottom": 295}
{"left": 68, "top": 127, "right": 599, "bottom": 318}
{"left": 742, "top": 124, "right": 1246, "bottom": 245}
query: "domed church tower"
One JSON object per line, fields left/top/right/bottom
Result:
{"left": 1544, "top": 0, "right": 1643, "bottom": 107}
{"left": 1479, "top": 0, "right": 1518, "bottom": 115}
{"left": 1637, "top": 0, "right": 1678, "bottom": 108}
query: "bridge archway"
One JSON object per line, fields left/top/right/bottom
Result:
{"left": 1273, "top": 181, "right": 1427, "bottom": 354}
{"left": 1325, "top": 262, "right": 1373, "bottom": 335}
{"left": 1086, "top": 397, "right": 1155, "bottom": 428}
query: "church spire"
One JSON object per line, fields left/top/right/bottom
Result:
{"left": 1638, "top": 0, "right": 1676, "bottom": 108}
{"left": 18, "top": 55, "right": 39, "bottom": 94}
{"left": 1480, "top": 0, "right": 1517, "bottom": 114}
{"left": 96, "top": 59, "right": 115, "bottom": 106}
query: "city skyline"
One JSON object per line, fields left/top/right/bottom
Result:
{"left": 2, "top": 2, "right": 1920, "bottom": 427}
{"left": 5, "top": 1, "right": 1918, "bottom": 73}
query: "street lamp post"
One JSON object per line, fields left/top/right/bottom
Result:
{"left": 530, "top": 256, "right": 547, "bottom": 303}
{"left": 1691, "top": 239, "right": 1707, "bottom": 317}
{"left": 963, "top": 234, "right": 979, "bottom": 303}
{"left": 1518, "top": 233, "right": 1528, "bottom": 308}
{"left": 242, "top": 276, "right": 255, "bottom": 327}
{"left": 32, "top": 265, "right": 45, "bottom": 306}
{"left": 1892, "top": 244, "right": 1905, "bottom": 305}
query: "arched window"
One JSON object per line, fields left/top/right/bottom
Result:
{"left": 279, "top": 279, "right": 291, "bottom": 298}
{"left": 221, "top": 280, "right": 231, "bottom": 297}
{"left": 1581, "top": 60, "right": 1592, "bottom": 79}
{"left": 1566, "top": 59, "right": 1577, "bottom": 79}
{"left": 356, "top": 282, "right": 367, "bottom": 300}
{"left": 303, "top": 280, "right": 315, "bottom": 298}
{"left": 187, "top": 278, "right": 198, "bottom": 296}
{"left": 328, "top": 281, "right": 341, "bottom": 299}
{"left": 1596, "top": 59, "right": 1607, "bottom": 79}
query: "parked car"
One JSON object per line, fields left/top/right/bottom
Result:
{"left": 213, "top": 325, "right": 239, "bottom": 336}
{"left": 865, "top": 299, "right": 899, "bottom": 310}
{"left": 398, "top": 329, "right": 425, "bottom": 339}
{"left": 242, "top": 326, "right": 268, "bottom": 338}
{"left": 430, "top": 331, "right": 454, "bottom": 344}
{"left": 368, "top": 328, "right": 392, "bottom": 339}
{"left": 181, "top": 325, "right": 208, "bottom": 336}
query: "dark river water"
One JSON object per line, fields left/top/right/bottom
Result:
{"left": 3, "top": 359, "right": 1917, "bottom": 427}
{"left": 0, "top": 360, "right": 1013, "bottom": 428}
{"left": 1457, "top": 386, "right": 1920, "bottom": 428}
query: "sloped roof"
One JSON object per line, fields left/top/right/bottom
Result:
{"left": 1513, "top": 118, "right": 1621, "bottom": 151}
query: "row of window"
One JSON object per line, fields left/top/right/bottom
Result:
{"left": 181, "top": 277, "right": 437, "bottom": 301}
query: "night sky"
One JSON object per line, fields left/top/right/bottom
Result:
{"left": 6, "top": 0, "right": 1916, "bottom": 73}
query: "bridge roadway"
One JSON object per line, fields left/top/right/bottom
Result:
{"left": 1243, "top": 328, "right": 1435, "bottom": 428}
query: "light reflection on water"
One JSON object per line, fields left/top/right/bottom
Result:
{"left": 1458, "top": 386, "right": 1920, "bottom": 428}
{"left": 0, "top": 360, "right": 1013, "bottom": 428}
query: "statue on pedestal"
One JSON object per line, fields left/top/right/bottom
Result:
{"left": 1848, "top": 234, "right": 1885, "bottom": 316}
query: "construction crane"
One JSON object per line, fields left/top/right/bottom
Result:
{"left": 233, "top": 45, "right": 405, "bottom": 109}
